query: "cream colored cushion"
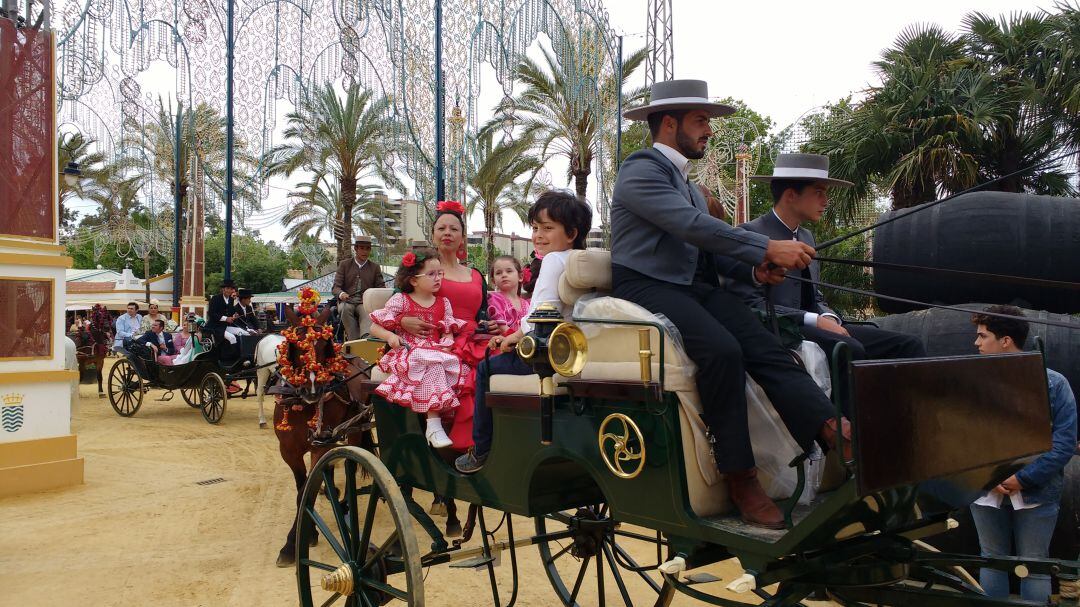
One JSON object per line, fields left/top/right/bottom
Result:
{"left": 362, "top": 288, "right": 395, "bottom": 317}
{"left": 488, "top": 374, "right": 569, "bottom": 395}
{"left": 558, "top": 249, "right": 612, "bottom": 305}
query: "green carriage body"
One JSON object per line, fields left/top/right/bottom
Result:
{"left": 293, "top": 294, "right": 1080, "bottom": 606}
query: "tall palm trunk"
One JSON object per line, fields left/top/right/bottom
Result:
{"left": 339, "top": 176, "right": 358, "bottom": 262}
{"left": 572, "top": 150, "right": 593, "bottom": 199}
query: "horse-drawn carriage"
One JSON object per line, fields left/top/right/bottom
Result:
{"left": 281, "top": 250, "right": 1078, "bottom": 606}
{"left": 107, "top": 327, "right": 278, "bottom": 425}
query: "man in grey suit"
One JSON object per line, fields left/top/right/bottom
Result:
{"left": 735, "top": 154, "right": 925, "bottom": 361}
{"left": 611, "top": 80, "right": 850, "bottom": 529}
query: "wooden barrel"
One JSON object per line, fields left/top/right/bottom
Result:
{"left": 872, "top": 304, "right": 1080, "bottom": 394}
{"left": 872, "top": 192, "right": 1080, "bottom": 314}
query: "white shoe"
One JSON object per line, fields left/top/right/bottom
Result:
{"left": 426, "top": 427, "right": 452, "bottom": 449}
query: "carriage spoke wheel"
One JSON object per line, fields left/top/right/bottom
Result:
{"left": 296, "top": 446, "right": 423, "bottom": 607}
{"left": 107, "top": 359, "right": 144, "bottom": 417}
{"left": 181, "top": 387, "right": 199, "bottom": 408}
{"left": 199, "top": 373, "right": 228, "bottom": 424}
{"left": 535, "top": 504, "right": 670, "bottom": 607}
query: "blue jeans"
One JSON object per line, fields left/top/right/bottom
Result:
{"left": 970, "top": 501, "right": 1060, "bottom": 602}
{"left": 472, "top": 353, "right": 532, "bottom": 456}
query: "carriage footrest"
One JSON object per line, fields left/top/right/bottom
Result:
{"left": 449, "top": 555, "right": 496, "bottom": 569}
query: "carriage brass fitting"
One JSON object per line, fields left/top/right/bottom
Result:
{"left": 638, "top": 329, "right": 652, "bottom": 384}
{"left": 321, "top": 563, "right": 354, "bottom": 595}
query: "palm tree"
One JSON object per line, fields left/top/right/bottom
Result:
{"left": 808, "top": 16, "right": 1075, "bottom": 213}
{"left": 282, "top": 176, "right": 392, "bottom": 251}
{"left": 132, "top": 99, "right": 260, "bottom": 224}
{"left": 467, "top": 131, "right": 542, "bottom": 266}
{"left": 489, "top": 44, "right": 647, "bottom": 199}
{"left": 57, "top": 132, "right": 112, "bottom": 230}
{"left": 264, "top": 83, "right": 402, "bottom": 262}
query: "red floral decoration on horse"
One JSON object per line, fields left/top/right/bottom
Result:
{"left": 275, "top": 288, "right": 349, "bottom": 431}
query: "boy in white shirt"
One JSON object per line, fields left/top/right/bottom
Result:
{"left": 455, "top": 191, "right": 592, "bottom": 473}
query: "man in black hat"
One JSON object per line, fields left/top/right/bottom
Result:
{"left": 235, "top": 288, "right": 261, "bottom": 333}
{"left": 611, "top": 79, "right": 850, "bottom": 530}
{"left": 332, "top": 235, "right": 385, "bottom": 341}
{"left": 206, "top": 279, "right": 241, "bottom": 353}
{"left": 733, "top": 153, "right": 925, "bottom": 361}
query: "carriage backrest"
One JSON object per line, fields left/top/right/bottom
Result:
{"left": 362, "top": 288, "right": 395, "bottom": 317}
{"left": 558, "top": 249, "right": 612, "bottom": 306}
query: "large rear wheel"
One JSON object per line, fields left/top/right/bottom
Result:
{"left": 199, "top": 373, "right": 227, "bottom": 424}
{"left": 107, "top": 359, "right": 143, "bottom": 417}
{"left": 296, "top": 446, "right": 424, "bottom": 606}
{"left": 535, "top": 504, "right": 671, "bottom": 606}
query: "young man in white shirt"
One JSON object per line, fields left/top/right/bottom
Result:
{"left": 455, "top": 191, "right": 592, "bottom": 473}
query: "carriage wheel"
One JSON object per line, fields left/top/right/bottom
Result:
{"left": 296, "top": 446, "right": 424, "bottom": 607}
{"left": 535, "top": 504, "right": 671, "bottom": 607}
{"left": 181, "top": 387, "right": 200, "bottom": 408}
{"left": 107, "top": 359, "right": 144, "bottom": 417}
{"left": 199, "top": 373, "right": 228, "bottom": 424}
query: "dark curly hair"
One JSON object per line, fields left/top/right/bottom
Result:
{"left": 394, "top": 247, "right": 438, "bottom": 293}
{"left": 527, "top": 190, "right": 592, "bottom": 250}
{"left": 971, "top": 304, "right": 1030, "bottom": 348}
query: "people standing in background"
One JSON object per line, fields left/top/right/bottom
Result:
{"left": 969, "top": 305, "right": 1077, "bottom": 603}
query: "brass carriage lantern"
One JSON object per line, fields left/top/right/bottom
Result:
{"left": 516, "top": 303, "right": 588, "bottom": 444}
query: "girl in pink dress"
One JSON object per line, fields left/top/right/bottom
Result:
{"left": 487, "top": 255, "right": 530, "bottom": 334}
{"left": 369, "top": 249, "right": 472, "bottom": 448}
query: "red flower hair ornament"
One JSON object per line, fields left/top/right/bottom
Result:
{"left": 436, "top": 200, "right": 465, "bottom": 215}
{"left": 401, "top": 252, "right": 418, "bottom": 268}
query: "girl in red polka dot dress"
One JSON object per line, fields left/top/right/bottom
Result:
{"left": 368, "top": 248, "right": 472, "bottom": 448}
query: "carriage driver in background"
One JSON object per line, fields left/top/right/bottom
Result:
{"left": 235, "top": 288, "right": 261, "bottom": 333}
{"left": 333, "top": 235, "right": 386, "bottom": 342}
{"left": 610, "top": 79, "right": 853, "bottom": 530}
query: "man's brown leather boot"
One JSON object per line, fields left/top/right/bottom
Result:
{"left": 725, "top": 468, "right": 785, "bottom": 530}
{"left": 819, "top": 417, "right": 853, "bottom": 461}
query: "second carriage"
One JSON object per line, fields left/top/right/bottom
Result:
{"left": 107, "top": 319, "right": 276, "bottom": 424}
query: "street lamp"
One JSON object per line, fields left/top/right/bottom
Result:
{"left": 61, "top": 161, "right": 81, "bottom": 187}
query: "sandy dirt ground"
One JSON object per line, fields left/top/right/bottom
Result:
{"left": 0, "top": 358, "right": 822, "bottom": 607}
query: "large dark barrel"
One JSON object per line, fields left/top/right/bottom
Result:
{"left": 872, "top": 192, "right": 1080, "bottom": 313}
{"left": 872, "top": 304, "right": 1080, "bottom": 392}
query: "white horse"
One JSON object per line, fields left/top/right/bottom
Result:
{"left": 254, "top": 334, "right": 286, "bottom": 428}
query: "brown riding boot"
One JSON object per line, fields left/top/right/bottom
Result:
{"left": 725, "top": 468, "right": 785, "bottom": 530}
{"left": 818, "top": 417, "right": 853, "bottom": 462}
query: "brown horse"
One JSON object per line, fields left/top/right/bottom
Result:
{"left": 72, "top": 305, "right": 111, "bottom": 398}
{"left": 273, "top": 305, "right": 375, "bottom": 567}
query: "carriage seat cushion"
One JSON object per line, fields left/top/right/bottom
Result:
{"left": 362, "top": 288, "right": 396, "bottom": 318}
{"left": 558, "top": 249, "right": 612, "bottom": 306}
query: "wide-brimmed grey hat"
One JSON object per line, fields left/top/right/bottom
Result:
{"left": 623, "top": 79, "right": 736, "bottom": 121}
{"left": 750, "top": 153, "right": 853, "bottom": 188}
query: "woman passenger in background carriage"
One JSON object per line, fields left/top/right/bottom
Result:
{"left": 397, "top": 200, "right": 497, "bottom": 450}
{"left": 140, "top": 299, "right": 177, "bottom": 333}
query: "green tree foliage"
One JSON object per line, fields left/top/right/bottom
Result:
{"left": 467, "top": 130, "right": 541, "bottom": 268}
{"left": 131, "top": 99, "right": 260, "bottom": 223}
{"left": 57, "top": 132, "right": 129, "bottom": 232}
{"left": 490, "top": 44, "right": 648, "bottom": 199}
{"left": 806, "top": 9, "right": 1080, "bottom": 213}
{"left": 204, "top": 233, "right": 289, "bottom": 296}
{"left": 264, "top": 83, "right": 402, "bottom": 263}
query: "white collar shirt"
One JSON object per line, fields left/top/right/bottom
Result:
{"left": 653, "top": 142, "right": 691, "bottom": 181}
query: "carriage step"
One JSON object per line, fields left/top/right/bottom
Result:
{"left": 685, "top": 573, "right": 722, "bottom": 585}
{"left": 450, "top": 554, "right": 496, "bottom": 569}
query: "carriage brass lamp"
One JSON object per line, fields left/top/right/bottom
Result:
{"left": 516, "top": 303, "right": 587, "bottom": 445}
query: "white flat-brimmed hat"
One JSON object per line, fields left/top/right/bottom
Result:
{"left": 750, "top": 153, "right": 853, "bottom": 188}
{"left": 623, "top": 79, "right": 736, "bottom": 121}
